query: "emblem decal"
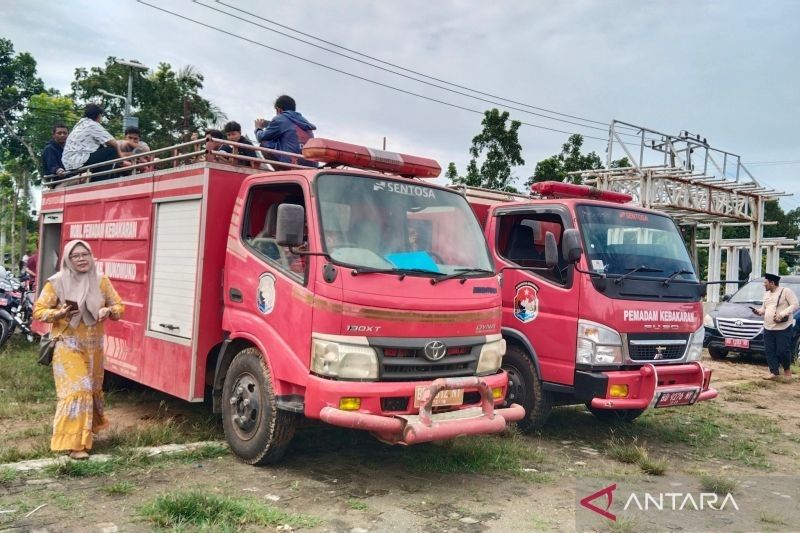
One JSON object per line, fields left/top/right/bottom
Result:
{"left": 256, "top": 273, "right": 276, "bottom": 314}
{"left": 423, "top": 340, "right": 447, "bottom": 361}
{"left": 513, "top": 282, "right": 539, "bottom": 323}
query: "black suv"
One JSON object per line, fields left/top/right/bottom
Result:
{"left": 703, "top": 276, "right": 800, "bottom": 362}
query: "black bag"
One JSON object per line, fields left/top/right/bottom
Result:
{"left": 37, "top": 335, "right": 57, "bottom": 366}
{"left": 775, "top": 289, "right": 790, "bottom": 323}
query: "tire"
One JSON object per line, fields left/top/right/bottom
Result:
{"left": 708, "top": 347, "right": 728, "bottom": 360}
{"left": 0, "top": 318, "right": 12, "bottom": 351}
{"left": 221, "top": 347, "right": 296, "bottom": 465}
{"left": 586, "top": 404, "right": 645, "bottom": 423}
{"left": 502, "top": 343, "right": 552, "bottom": 433}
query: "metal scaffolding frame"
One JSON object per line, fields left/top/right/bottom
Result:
{"left": 571, "top": 120, "right": 795, "bottom": 303}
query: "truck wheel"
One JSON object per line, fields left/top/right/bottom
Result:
{"left": 222, "top": 347, "right": 296, "bottom": 464}
{"left": 586, "top": 404, "right": 645, "bottom": 423}
{"left": 708, "top": 347, "right": 728, "bottom": 360}
{"left": 502, "top": 343, "right": 552, "bottom": 433}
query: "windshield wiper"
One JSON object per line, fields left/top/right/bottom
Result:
{"left": 663, "top": 269, "right": 694, "bottom": 286}
{"left": 613, "top": 265, "right": 663, "bottom": 285}
{"left": 431, "top": 268, "right": 495, "bottom": 285}
{"left": 351, "top": 267, "right": 442, "bottom": 280}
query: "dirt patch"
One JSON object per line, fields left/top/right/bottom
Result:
{"left": 2, "top": 351, "right": 800, "bottom": 531}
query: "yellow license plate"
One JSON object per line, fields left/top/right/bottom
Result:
{"left": 413, "top": 386, "right": 464, "bottom": 408}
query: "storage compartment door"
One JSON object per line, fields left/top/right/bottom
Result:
{"left": 149, "top": 200, "right": 201, "bottom": 339}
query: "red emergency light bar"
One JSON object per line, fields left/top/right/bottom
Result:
{"left": 531, "top": 181, "right": 632, "bottom": 204}
{"left": 302, "top": 138, "right": 441, "bottom": 178}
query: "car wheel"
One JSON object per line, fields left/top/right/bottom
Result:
{"left": 502, "top": 343, "right": 553, "bottom": 433}
{"left": 708, "top": 347, "right": 728, "bottom": 360}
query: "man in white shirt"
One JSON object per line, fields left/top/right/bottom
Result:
{"left": 754, "top": 273, "right": 798, "bottom": 381}
{"left": 63, "top": 104, "right": 124, "bottom": 181}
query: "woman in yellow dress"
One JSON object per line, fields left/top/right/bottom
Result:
{"left": 33, "top": 239, "right": 124, "bottom": 459}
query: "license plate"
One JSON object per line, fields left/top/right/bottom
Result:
{"left": 413, "top": 386, "right": 464, "bottom": 408}
{"left": 656, "top": 389, "right": 698, "bottom": 408}
{"left": 0, "top": 298, "right": 6, "bottom": 306}
{"left": 724, "top": 338, "right": 750, "bottom": 349}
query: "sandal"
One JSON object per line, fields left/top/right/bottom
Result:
{"left": 69, "top": 450, "right": 89, "bottom": 460}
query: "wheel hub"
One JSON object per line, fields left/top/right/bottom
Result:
{"left": 228, "top": 373, "right": 260, "bottom": 436}
{"left": 504, "top": 366, "right": 523, "bottom": 404}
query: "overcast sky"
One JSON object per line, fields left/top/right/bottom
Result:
{"left": 3, "top": 0, "right": 799, "bottom": 209}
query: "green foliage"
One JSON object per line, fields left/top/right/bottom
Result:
{"left": 528, "top": 134, "right": 630, "bottom": 186}
{"left": 71, "top": 59, "right": 225, "bottom": 147}
{"left": 140, "top": 490, "right": 320, "bottom": 530}
{"left": 449, "top": 108, "right": 523, "bottom": 192}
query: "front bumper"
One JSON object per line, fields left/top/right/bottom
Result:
{"left": 579, "top": 362, "right": 717, "bottom": 410}
{"left": 306, "top": 372, "right": 524, "bottom": 444}
{"left": 704, "top": 327, "right": 765, "bottom": 353}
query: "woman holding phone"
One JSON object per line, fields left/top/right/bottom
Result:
{"left": 33, "top": 240, "right": 124, "bottom": 459}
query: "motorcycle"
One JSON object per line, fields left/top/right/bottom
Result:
{"left": 0, "top": 267, "right": 35, "bottom": 350}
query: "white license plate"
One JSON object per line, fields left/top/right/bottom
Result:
{"left": 413, "top": 386, "right": 464, "bottom": 408}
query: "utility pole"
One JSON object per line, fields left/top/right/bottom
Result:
{"left": 115, "top": 59, "right": 149, "bottom": 130}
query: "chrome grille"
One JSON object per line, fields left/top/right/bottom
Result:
{"left": 716, "top": 318, "right": 763, "bottom": 339}
{"left": 626, "top": 333, "right": 689, "bottom": 362}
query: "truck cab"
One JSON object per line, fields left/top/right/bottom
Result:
{"left": 466, "top": 181, "right": 717, "bottom": 430}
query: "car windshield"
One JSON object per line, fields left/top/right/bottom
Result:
{"left": 729, "top": 281, "right": 800, "bottom": 304}
{"left": 316, "top": 174, "right": 493, "bottom": 276}
{"left": 576, "top": 205, "right": 697, "bottom": 281}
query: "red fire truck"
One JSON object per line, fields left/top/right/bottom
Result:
{"left": 35, "top": 138, "right": 523, "bottom": 464}
{"left": 464, "top": 181, "right": 717, "bottom": 431}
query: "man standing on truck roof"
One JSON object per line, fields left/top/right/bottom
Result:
{"left": 221, "top": 121, "right": 258, "bottom": 167}
{"left": 62, "top": 104, "right": 126, "bottom": 181}
{"left": 753, "top": 273, "right": 798, "bottom": 382}
{"left": 41, "top": 123, "right": 69, "bottom": 179}
{"left": 254, "top": 95, "right": 316, "bottom": 167}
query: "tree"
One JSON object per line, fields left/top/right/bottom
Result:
{"left": 71, "top": 58, "right": 225, "bottom": 147}
{"left": 449, "top": 109, "right": 523, "bottom": 192}
{"left": 527, "top": 134, "right": 630, "bottom": 186}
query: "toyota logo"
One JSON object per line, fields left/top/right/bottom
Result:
{"left": 734, "top": 320, "right": 743, "bottom": 327}
{"left": 423, "top": 341, "right": 448, "bottom": 361}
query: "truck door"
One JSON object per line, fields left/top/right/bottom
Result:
{"left": 226, "top": 181, "right": 314, "bottom": 382}
{"left": 495, "top": 207, "right": 579, "bottom": 386}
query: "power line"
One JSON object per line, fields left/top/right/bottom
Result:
{"left": 199, "top": 0, "right": 625, "bottom": 137}
{"left": 214, "top": 0, "right": 620, "bottom": 130}
{"left": 746, "top": 160, "right": 800, "bottom": 167}
{"left": 137, "top": 1, "right": 610, "bottom": 141}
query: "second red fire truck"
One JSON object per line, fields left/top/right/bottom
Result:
{"left": 465, "top": 181, "right": 718, "bottom": 430}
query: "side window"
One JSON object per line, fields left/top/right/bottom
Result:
{"left": 498, "top": 212, "right": 567, "bottom": 285}
{"left": 243, "top": 183, "right": 307, "bottom": 282}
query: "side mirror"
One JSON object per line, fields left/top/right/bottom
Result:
{"left": 544, "top": 232, "right": 558, "bottom": 269}
{"left": 738, "top": 249, "right": 753, "bottom": 279}
{"left": 721, "top": 294, "right": 731, "bottom": 302}
{"left": 276, "top": 204, "right": 305, "bottom": 247}
{"left": 562, "top": 229, "right": 583, "bottom": 264}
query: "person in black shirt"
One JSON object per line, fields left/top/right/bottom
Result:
{"left": 221, "top": 121, "right": 258, "bottom": 167}
{"left": 42, "top": 123, "right": 69, "bottom": 180}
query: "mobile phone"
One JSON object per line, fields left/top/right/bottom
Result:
{"left": 65, "top": 300, "right": 78, "bottom": 311}
{"left": 749, "top": 306, "right": 758, "bottom": 314}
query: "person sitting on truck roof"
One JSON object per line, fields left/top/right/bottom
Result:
{"left": 254, "top": 95, "right": 317, "bottom": 168}
{"left": 41, "top": 123, "right": 69, "bottom": 180}
{"left": 62, "top": 104, "right": 128, "bottom": 181}
{"left": 118, "top": 126, "right": 155, "bottom": 172}
{"left": 221, "top": 121, "right": 258, "bottom": 167}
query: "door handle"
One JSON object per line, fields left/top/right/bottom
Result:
{"left": 159, "top": 323, "right": 179, "bottom": 331}
{"left": 229, "top": 288, "right": 243, "bottom": 302}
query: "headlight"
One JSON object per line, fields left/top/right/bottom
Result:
{"left": 703, "top": 314, "right": 715, "bottom": 328}
{"left": 576, "top": 319, "right": 623, "bottom": 366}
{"left": 685, "top": 326, "right": 705, "bottom": 361}
{"left": 476, "top": 336, "right": 506, "bottom": 375}
{"left": 312, "top": 337, "right": 378, "bottom": 380}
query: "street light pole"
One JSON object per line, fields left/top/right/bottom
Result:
{"left": 114, "top": 59, "right": 149, "bottom": 130}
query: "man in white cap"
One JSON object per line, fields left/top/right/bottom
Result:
{"left": 753, "top": 273, "right": 798, "bottom": 381}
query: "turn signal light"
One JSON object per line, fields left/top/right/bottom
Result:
{"left": 339, "top": 397, "right": 362, "bottom": 410}
{"left": 492, "top": 387, "right": 504, "bottom": 399}
{"left": 609, "top": 384, "right": 629, "bottom": 398}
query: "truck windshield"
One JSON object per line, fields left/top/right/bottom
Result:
{"left": 576, "top": 205, "right": 697, "bottom": 282}
{"left": 316, "top": 174, "right": 493, "bottom": 276}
